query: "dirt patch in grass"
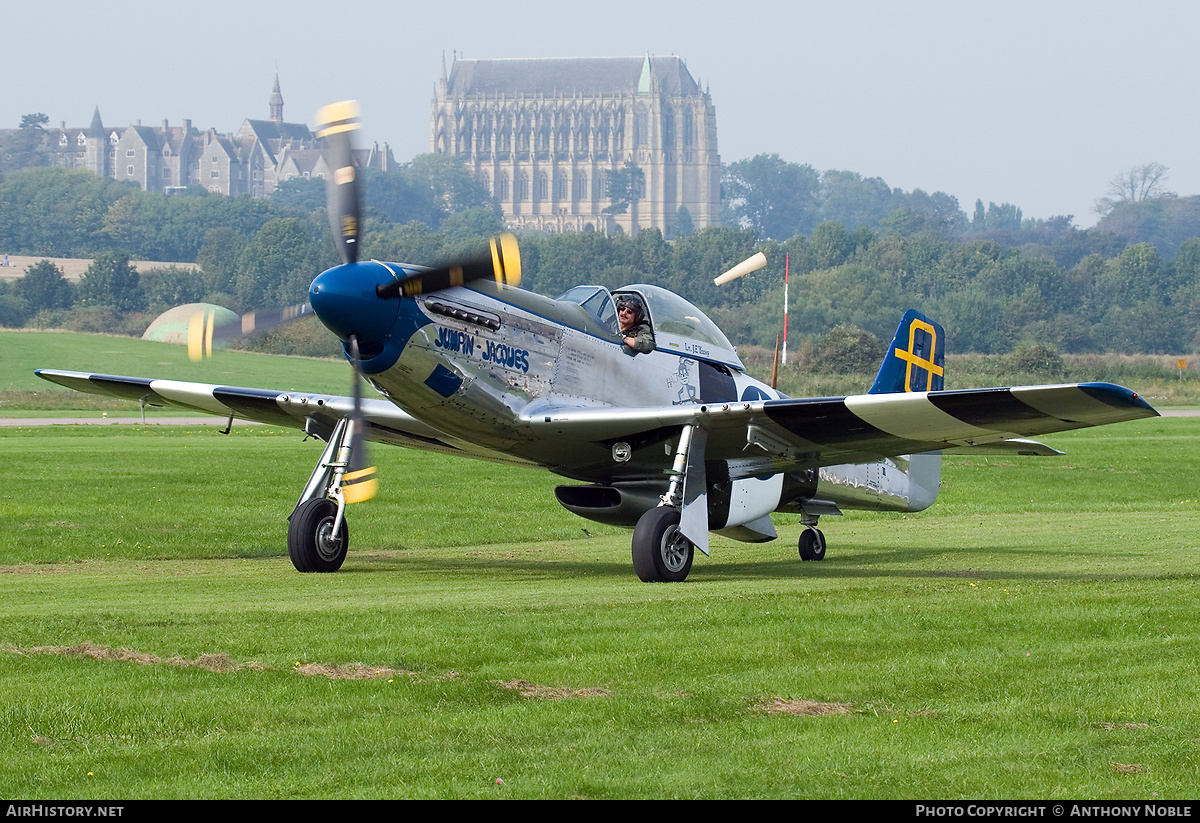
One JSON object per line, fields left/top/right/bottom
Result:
{"left": 6, "top": 642, "right": 271, "bottom": 672}
{"left": 496, "top": 679, "right": 611, "bottom": 700}
{"left": 1098, "top": 722, "right": 1151, "bottom": 730}
{"left": 754, "top": 697, "right": 853, "bottom": 716}
{"left": 6, "top": 642, "right": 433, "bottom": 682}
{"left": 294, "top": 662, "right": 410, "bottom": 680}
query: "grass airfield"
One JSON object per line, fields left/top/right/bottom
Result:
{"left": 2, "top": 335, "right": 1200, "bottom": 798}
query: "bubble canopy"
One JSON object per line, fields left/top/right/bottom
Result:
{"left": 557, "top": 283, "right": 743, "bottom": 369}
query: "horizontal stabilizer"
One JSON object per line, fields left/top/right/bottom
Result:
{"left": 943, "top": 438, "right": 1064, "bottom": 456}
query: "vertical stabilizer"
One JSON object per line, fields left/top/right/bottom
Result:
{"left": 869, "top": 309, "right": 945, "bottom": 394}
{"left": 868, "top": 309, "right": 945, "bottom": 508}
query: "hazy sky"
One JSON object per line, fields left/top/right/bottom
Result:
{"left": 6, "top": 0, "right": 1195, "bottom": 228}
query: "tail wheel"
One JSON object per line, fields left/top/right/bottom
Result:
{"left": 798, "top": 526, "right": 826, "bottom": 561}
{"left": 288, "top": 498, "right": 348, "bottom": 573}
{"left": 632, "top": 507, "right": 694, "bottom": 583}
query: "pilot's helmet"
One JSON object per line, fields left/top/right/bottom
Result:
{"left": 616, "top": 296, "right": 645, "bottom": 323}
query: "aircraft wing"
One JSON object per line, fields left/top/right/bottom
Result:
{"left": 526, "top": 382, "right": 1158, "bottom": 479}
{"left": 33, "top": 369, "right": 534, "bottom": 464}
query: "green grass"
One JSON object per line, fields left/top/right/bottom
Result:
{"left": 8, "top": 330, "right": 1199, "bottom": 412}
{"left": 3, "top": 331, "right": 1199, "bottom": 798}
{"left": 1, "top": 330, "right": 349, "bottom": 411}
{"left": 1, "top": 418, "right": 1199, "bottom": 798}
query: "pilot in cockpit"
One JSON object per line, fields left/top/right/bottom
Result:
{"left": 617, "top": 296, "right": 655, "bottom": 355}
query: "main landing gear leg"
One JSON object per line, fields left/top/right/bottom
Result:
{"left": 287, "top": 417, "right": 352, "bottom": 572}
{"left": 797, "top": 513, "right": 826, "bottom": 561}
{"left": 631, "top": 425, "right": 699, "bottom": 583}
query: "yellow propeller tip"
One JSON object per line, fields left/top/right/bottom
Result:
{"left": 315, "top": 100, "right": 362, "bottom": 138}
{"left": 342, "top": 467, "right": 378, "bottom": 505}
{"left": 186, "top": 310, "right": 215, "bottom": 361}
{"left": 492, "top": 233, "right": 522, "bottom": 288}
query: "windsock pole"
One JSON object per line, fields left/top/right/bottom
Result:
{"left": 782, "top": 254, "right": 789, "bottom": 365}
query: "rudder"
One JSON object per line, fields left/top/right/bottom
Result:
{"left": 869, "top": 309, "right": 945, "bottom": 394}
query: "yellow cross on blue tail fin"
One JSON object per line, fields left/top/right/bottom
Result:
{"left": 869, "top": 309, "right": 946, "bottom": 394}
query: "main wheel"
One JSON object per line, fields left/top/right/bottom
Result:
{"left": 288, "top": 498, "right": 348, "bottom": 573}
{"left": 798, "top": 526, "right": 826, "bottom": 561}
{"left": 632, "top": 507, "right": 694, "bottom": 582}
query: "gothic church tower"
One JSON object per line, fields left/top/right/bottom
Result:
{"left": 431, "top": 55, "right": 720, "bottom": 236}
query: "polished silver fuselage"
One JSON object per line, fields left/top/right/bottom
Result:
{"left": 357, "top": 281, "right": 938, "bottom": 534}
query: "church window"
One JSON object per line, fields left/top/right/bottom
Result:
{"left": 663, "top": 110, "right": 675, "bottom": 146}
{"left": 498, "top": 115, "right": 511, "bottom": 152}
{"left": 537, "top": 172, "right": 548, "bottom": 201}
{"left": 682, "top": 111, "right": 694, "bottom": 147}
{"left": 556, "top": 120, "right": 569, "bottom": 154}
{"left": 556, "top": 175, "right": 567, "bottom": 200}
{"left": 635, "top": 106, "right": 649, "bottom": 147}
{"left": 518, "top": 172, "right": 530, "bottom": 201}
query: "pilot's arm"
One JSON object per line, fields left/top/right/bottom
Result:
{"left": 623, "top": 323, "right": 656, "bottom": 355}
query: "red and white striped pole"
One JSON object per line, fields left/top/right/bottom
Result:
{"left": 782, "top": 254, "right": 789, "bottom": 365}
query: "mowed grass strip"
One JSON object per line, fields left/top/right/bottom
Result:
{"left": 1, "top": 330, "right": 350, "bottom": 410}
{"left": 1, "top": 420, "right": 1198, "bottom": 798}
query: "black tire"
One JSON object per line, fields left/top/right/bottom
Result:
{"left": 798, "top": 527, "right": 826, "bottom": 561}
{"left": 631, "top": 507, "right": 694, "bottom": 583}
{"left": 288, "top": 498, "right": 348, "bottom": 572}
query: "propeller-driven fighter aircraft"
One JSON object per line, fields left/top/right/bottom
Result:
{"left": 37, "top": 103, "right": 1160, "bottom": 582}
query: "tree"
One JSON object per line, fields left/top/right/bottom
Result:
{"left": 404, "top": 153, "right": 493, "bottom": 218}
{"left": 197, "top": 227, "right": 249, "bottom": 295}
{"left": 272, "top": 176, "right": 326, "bottom": 212}
{"left": 810, "top": 221, "right": 852, "bottom": 269}
{"left": 1096, "top": 242, "right": 1166, "bottom": 308}
{"left": 812, "top": 325, "right": 886, "bottom": 374}
{"left": 77, "top": 251, "right": 143, "bottom": 313}
{"left": 439, "top": 206, "right": 504, "bottom": 246}
{"left": 602, "top": 162, "right": 645, "bottom": 215}
{"left": 1, "top": 114, "right": 51, "bottom": 172}
{"left": 16, "top": 259, "right": 75, "bottom": 313}
{"left": 673, "top": 206, "right": 694, "bottom": 239}
{"left": 819, "top": 171, "right": 895, "bottom": 231}
{"left": 234, "top": 218, "right": 324, "bottom": 309}
{"left": 723, "top": 154, "right": 820, "bottom": 240}
{"left": 0, "top": 281, "right": 29, "bottom": 327}
{"left": 1094, "top": 162, "right": 1171, "bottom": 216}
{"left": 141, "top": 265, "right": 207, "bottom": 313}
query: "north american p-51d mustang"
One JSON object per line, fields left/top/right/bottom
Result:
{"left": 37, "top": 103, "right": 1159, "bottom": 582}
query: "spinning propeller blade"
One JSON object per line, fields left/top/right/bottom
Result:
{"left": 315, "top": 100, "right": 362, "bottom": 266}
{"left": 339, "top": 335, "right": 377, "bottom": 504}
{"left": 375, "top": 233, "right": 521, "bottom": 299}
{"left": 186, "top": 303, "right": 314, "bottom": 361}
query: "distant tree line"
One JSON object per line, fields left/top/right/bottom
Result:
{"left": 2, "top": 155, "right": 1199, "bottom": 355}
